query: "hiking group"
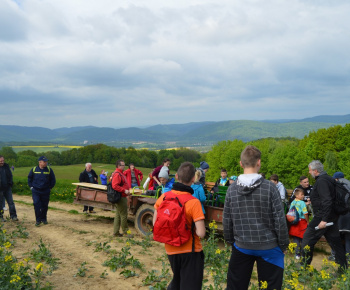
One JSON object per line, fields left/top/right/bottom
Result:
{"left": 1, "top": 145, "right": 350, "bottom": 290}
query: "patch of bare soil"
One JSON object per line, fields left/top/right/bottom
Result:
{"left": 3, "top": 194, "right": 332, "bottom": 289}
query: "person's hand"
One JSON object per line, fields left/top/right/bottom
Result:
{"left": 125, "top": 189, "right": 129, "bottom": 194}
{"left": 317, "top": 221, "right": 327, "bottom": 229}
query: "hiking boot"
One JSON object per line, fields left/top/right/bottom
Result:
{"left": 12, "top": 217, "right": 19, "bottom": 221}
{"left": 35, "top": 222, "right": 41, "bottom": 227}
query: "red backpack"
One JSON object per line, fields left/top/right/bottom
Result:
{"left": 153, "top": 191, "right": 196, "bottom": 247}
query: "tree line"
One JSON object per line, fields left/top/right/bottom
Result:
{"left": 1, "top": 123, "right": 349, "bottom": 188}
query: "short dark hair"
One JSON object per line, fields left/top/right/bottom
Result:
{"left": 163, "top": 158, "right": 171, "bottom": 164}
{"left": 240, "top": 145, "right": 261, "bottom": 168}
{"left": 221, "top": 169, "right": 227, "bottom": 173}
{"left": 0, "top": 155, "right": 3, "bottom": 159}
{"left": 129, "top": 163, "right": 134, "bottom": 167}
{"left": 177, "top": 162, "right": 195, "bottom": 184}
{"left": 116, "top": 159, "right": 124, "bottom": 167}
{"left": 299, "top": 175, "right": 308, "bottom": 181}
{"left": 269, "top": 174, "right": 279, "bottom": 182}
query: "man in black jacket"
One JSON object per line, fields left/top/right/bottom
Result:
{"left": 0, "top": 155, "right": 18, "bottom": 222}
{"left": 301, "top": 160, "right": 347, "bottom": 272}
{"left": 79, "top": 163, "right": 98, "bottom": 213}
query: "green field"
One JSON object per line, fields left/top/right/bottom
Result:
{"left": 12, "top": 164, "right": 154, "bottom": 203}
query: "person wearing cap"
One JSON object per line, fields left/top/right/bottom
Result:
{"left": 329, "top": 172, "right": 350, "bottom": 261}
{"left": 0, "top": 155, "right": 18, "bottom": 222}
{"left": 152, "top": 158, "right": 171, "bottom": 187}
{"left": 197, "top": 161, "right": 209, "bottom": 187}
{"left": 28, "top": 156, "right": 56, "bottom": 226}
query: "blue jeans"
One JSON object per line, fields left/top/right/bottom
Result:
{"left": 32, "top": 189, "right": 50, "bottom": 223}
{"left": 0, "top": 187, "right": 17, "bottom": 219}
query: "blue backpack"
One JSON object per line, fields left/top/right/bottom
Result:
{"left": 286, "top": 205, "right": 300, "bottom": 225}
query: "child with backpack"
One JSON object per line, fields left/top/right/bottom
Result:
{"left": 153, "top": 162, "right": 206, "bottom": 290}
{"left": 289, "top": 188, "right": 309, "bottom": 259}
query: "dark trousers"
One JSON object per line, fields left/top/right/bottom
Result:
{"left": 167, "top": 251, "right": 204, "bottom": 290}
{"left": 0, "top": 187, "right": 17, "bottom": 219}
{"left": 227, "top": 246, "right": 284, "bottom": 290}
{"left": 83, "top": 205, "right": 94, "bottom": 212}
{"left": 301, "top": 217, "right": 347, "bottom": 271}
{"left": 32, "top": 190, "right": 50, "bottom": 223}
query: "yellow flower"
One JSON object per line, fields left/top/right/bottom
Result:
{"left": 303, "top": 245, "right": 310, "bottom": 252}
{"left": 126, "top": 242, "right": 130, "bottom": 247}
{"left": 36, "top": 263, "right": 43, "bottom": 271}
{"left": 288, "top": 243, "right": 297, "bottom": 253}
{"left": 320, "top": 270, "right": 330, "bottom": 279}
{"left": 215, "top": 249, "right": 221, "bottom": 254}
{"left": 330, "top": 261, "right": 337, "bottom": 267}
{"left": 5, "top": 255, "right": 12, "bottom": 262}
{"left": 127, "top": 230, "right": 131, "bottom": 235}
{"left": 322, "top": 258, "right": 328, "bottom": 265}
{"left": 260, "top": 281, "right": 268, "bottom": 289}
{"left": 306, "top": 265, "right": 314, "bottom": 272}
{"left": 292, "top": 272, "right": 299, "bottom": 278}
{"left": 2, "top": 229, "right": 6, "bottom": 234}
{"left": 24, "top": 258, "right": 30, "bottom": 262}
{"left": 4, "top": 242, "right": 11, "bottom": 249}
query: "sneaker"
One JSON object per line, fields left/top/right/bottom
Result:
{"left": 12, "top": 217, "right": 19, "bottom": 221}
{"left": 3, "top": 207, "right": 8, "bottom": 211}
{"left": 35, "top": 222, "right": 41, "bottom": 227}
{"left": 295, "top": 255, "right": 301, "bottom": 260}
{"left": 89, "top": 210, "right": 96, "bottom": 214}
{"left": 42, "top": 221, "right": 48, "bottom": 225}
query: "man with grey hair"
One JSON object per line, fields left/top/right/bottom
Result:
{"left": 301, "top": 160, "right": 347, "bottom": 272}
{"left": 79, "top": 163, "right": 98, "bottom": 213}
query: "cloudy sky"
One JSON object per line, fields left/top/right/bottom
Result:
{"left": 1, "top": 0, "right": 349, "bottom": 129}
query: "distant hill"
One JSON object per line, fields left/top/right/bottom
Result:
{"left": 0, "top": 114, "right": 349, "bottom": 145}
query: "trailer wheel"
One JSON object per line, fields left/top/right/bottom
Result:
{"left": 135, "top": 204, "right": 154, "bottom": 237}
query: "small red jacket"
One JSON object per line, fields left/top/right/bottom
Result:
{"left": 111, "top": 168, "right": 129, "bottom": 197}
{"left": 123, "top": 168, "right": 143, "bottom": 188}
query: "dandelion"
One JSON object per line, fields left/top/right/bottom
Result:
{"left": 260, "top": 281, "right": 268, "bottom": 289}
{"left": 215, "top": 249, "right": 221, "bottom": 254}
{"left": 36, "top": 263, "right": 43, "bottom": 271}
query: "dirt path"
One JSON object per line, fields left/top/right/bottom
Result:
{"left": 3, "top": 194, "right": 332, "bottom": 289}
{"left": 5, "top": 194, "right": 167, "bottom": 290}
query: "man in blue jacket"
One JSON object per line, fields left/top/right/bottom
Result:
{"left": 28, "top": 156, "right": 56, "bottom": 226}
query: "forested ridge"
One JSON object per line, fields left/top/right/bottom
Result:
{"left": 1, "top": 124, "right": 350, "bottom": 189}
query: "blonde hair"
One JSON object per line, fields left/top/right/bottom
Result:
{"left": 194, "top": 170, "right": 202, "bottom": 183}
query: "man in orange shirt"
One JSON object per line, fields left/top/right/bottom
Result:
{"left": 153, "top": 162, "right": 206, "bottom": 290}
